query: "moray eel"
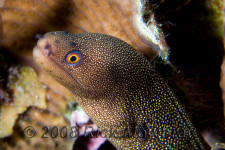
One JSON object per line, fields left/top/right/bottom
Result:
{"left": 33, "top": 31, "right": 209, "bottom": 150}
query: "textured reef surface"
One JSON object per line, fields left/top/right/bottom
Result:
{"left": 0, "top": 0, "right": 224, "bottom": 149}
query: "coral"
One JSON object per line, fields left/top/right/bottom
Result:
{"left": 66, "top": 0, "right": 158, "bottom": 58}
{"left": 0, "top": 67, "right": 46, "bottom": 137}
{"left": 0, "top": 107, "right": 73, "bottom": 150}
{"left": 0, "top": 0, "right": 224, "bottom": 149}
{"left": 0, "top": 0, "right": 72, "bottom": 52}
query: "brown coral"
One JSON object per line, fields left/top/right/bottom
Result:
{"left": 0, "top": 0, "right": 224, "bottom": 149}
{"left": 0, "top": 107, "right": 73, "bottom": 150}
{"left": 0, "top": 0, "right": 72, "bottom": 53}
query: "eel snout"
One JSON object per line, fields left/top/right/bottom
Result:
{"left": 33, "top": 33, "right": 61, "bottom": 72}
{"left": 34, "top": 34, "right": 56, "bottom": 57}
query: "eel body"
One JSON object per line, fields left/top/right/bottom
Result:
{"left": 33, "top": 31, "right": 209, "bottom": 149}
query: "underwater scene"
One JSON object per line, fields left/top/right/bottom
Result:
{"left": 0, "top": 0, "right": 225, "bottom": 150}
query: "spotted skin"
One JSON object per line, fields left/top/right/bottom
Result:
{"left": 33, "top": 31, "right": 209, "bottom": 150}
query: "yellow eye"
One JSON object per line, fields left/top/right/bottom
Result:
{"left": 67, "top": 54, "right": 79, "bottom": 63}
{"left": 65, "top": 50, "right": 82, "bottom": 66}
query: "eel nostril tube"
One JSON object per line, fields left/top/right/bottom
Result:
{"left": 44, "top": 43, "right": 51, "bottom": 50}
{"left": 44, "top": 43, "right": 52, "bottom": 56}
{"left": 38, "top": 38, "right": 53, "bottom": 56}
{"left": 35, "top": 34, "right": 44, "bottom": 39}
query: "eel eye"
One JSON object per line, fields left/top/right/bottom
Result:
{"left": 65, "top": 50, "right": 82, "bottom": 66}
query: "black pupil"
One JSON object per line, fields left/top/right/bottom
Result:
{"left": 70, "top": 56, "right": 77, "bottom": 62}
